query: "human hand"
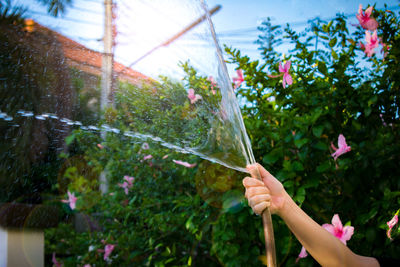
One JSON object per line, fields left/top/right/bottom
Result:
{"left": 243, "top": 163, "right": 287, "bottom": 215}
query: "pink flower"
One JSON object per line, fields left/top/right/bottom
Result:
{"left": 173, "top": 159, "right": 197, "bottom": 168}
{"left": 297, "top": 214, "right": 354, "bottom": 261}
{"left": 143, "top": 154, "right": 153, "bottom": 160}
{"left": 61, "top": 191, "right": 77, "bottom": 210}
{"left": 84, "top": 265, "right": 91, "bottom": 267}
{"left": 381, "top": 41, "right": 390, "bottom": 59}
{"left": 356, "top": 4, "right": 378, "bottom": 31}
{"left": 279, "top": 61, "right": 293, "bottom": 88}
{"left": 97, "top": 144, "right": 104, "bottom": 149}
{"left": 162, "top": 154, "right": 169, "bottom": 159}
{"left": 331, "top": 134, "right": 351, "bottom": 161}
{"left": 322, "top": 214, "right": 354, "bottom": 245}
{"left": 296, "top": 246, "right": 308, "bottom": 263}
{"left": 104, "top": 244, "right": 115, "bottom": 260}
{"left": 141, "top": 142, "right": 149, "bottom": 150}
{"left": 52, "top": 252, "right": 63, "bottom": 267}
{"left": 187, "top": 89, "right": 202, "bottom": 104}
{"left": 208, "top": 76, "right": 217, "bottom": 95}
{"left": 387, "top": 212, "right": 399, "bottom": 240}
{"left": 232, "top": 69, "right": 244, "bottom": 89}
{"left": 363, "top": 30, "right": 379, "bottom": 57}
{"left": 118, "top": 176, "right": 134, "bottom": 195}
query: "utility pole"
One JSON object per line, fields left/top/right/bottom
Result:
{"left": 100, "top": 0, "right": 114, "bottom": 194}
{"left": 101, "top": 0, "right": 114, "bottom": 110}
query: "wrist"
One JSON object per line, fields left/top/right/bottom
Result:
{"left": 276, "top": 190, "right": 295, "bottom": 218}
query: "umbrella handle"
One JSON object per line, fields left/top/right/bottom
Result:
{"left": 262, "top": 208, "right": 277, "bottom": 267}
{"left": 253, "top": 166, "right": 277, "bottom": 267}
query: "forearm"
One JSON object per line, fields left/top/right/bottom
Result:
{"left": 278, "top": 191, "right": 378, "bottom": 267}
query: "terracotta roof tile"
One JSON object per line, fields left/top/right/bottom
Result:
{"left": 26, "top": 19, "right": 148, "bottom": 84}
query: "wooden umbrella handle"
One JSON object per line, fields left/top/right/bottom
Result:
{"left": 253, "top": 166, "right": 277, "bottom": 267}
{"left": 262, "top": 208, "right": 277, "bottom": 267}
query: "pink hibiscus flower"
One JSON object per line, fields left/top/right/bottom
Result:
{"left": 103, "top": 244, "right": 115, "bottom": 260}
{"left": 141, "top": 142, "right": 149, "bottom": 150}
{"left": 187, "top": 89, "right": 202, "bottom": 104}
{"left": 331, "top": 134, "right": 351, "bottom": 161}
{"left": 173, "top": 159, "right": 197, "bottom": 168}
{"left": 143, "top": 154, "right": 153, "bottom": 160}
{"left": 118, "top": 176, "right": 134, "bottom": 195}
{"left": 363, "top": 30, "right": 380, "bottom": 57}
{"left": 61, "top": 191, "right": 77, "bottom": 210}
{"left": 356, "top": 4, "right": 378, "bottom": 31}
{"left": 52, "top": 252, "right": 63, "bottom": 267}
{"left": 297, "top": 214, "right": 354, "bottom": 261}
{"left": 387, "top": 211, "right": 399, "bottom": 240}
{"left": 208, "top": 76, "right": 217, "bottom": 95}
{"left": 279, "top": 61, "right": 293, "bottom": 88}
{"left": 268, "top": 61, "right": 293, "bottom": 88}
{"left": 232, "top": 69, "right": 244, "bottom": 89}
{"left": 296, "top": 246, "right": 308, "bottom": 263}
{"left": 322, "top": 214, "right": 354, "bottom": 245}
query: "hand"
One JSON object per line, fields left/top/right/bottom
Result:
{"left": 243, "top": 163, "right": 286, "bottom": 215}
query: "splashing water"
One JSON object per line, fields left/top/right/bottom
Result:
{"left": 0, "top": 0, "right": 256, "bottom": 182}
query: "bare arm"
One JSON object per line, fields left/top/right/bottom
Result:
{"left": 244, "top": 163, "right": 379, "bottom": 267}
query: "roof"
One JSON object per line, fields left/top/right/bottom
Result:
{"left": 24, "top": 19, "right": 148, "bottom": 85}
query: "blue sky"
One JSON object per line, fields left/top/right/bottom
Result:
{"left": 16, "top": 0, "right": 399, "bottom": 77}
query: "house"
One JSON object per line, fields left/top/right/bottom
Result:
{"left": 24, "top": 18, "right": 148, "bottom": 86}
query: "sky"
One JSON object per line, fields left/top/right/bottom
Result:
{"left": 15, "top": 0, "right": 399, "bottom": 78}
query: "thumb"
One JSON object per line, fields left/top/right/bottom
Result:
{"left": 246, "top": 163, "right": 283, "bottom": 194}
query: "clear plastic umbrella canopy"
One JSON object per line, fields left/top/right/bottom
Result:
{"left": 112, "top": 0, "right": 255, "bottom": 172}
{"left": 0, "top": 0, "right": 255, "bottom": 200}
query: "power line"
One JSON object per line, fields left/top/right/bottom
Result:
{"left": 80, "top": 0, "right": 103, "bottom": 4}
{"left": 69, "top": 5, "right": 102, "bottom": 16}
{"left": 217, "top": 5, "right": 400, "bottom": 37}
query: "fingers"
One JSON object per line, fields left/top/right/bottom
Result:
{"left": 242, "top": 178, "right": 271, "bottom": 214}
{"left": 243, "top": 177, "right": 265, "bottom": 188}
{"left": 244, "top": 185, "right": 269, "bottom": 198}
{"left": 246, "top": 163, "right": 283, "bottom": 195}
{"left": 248, "top": 194, "right": 271, "bottom": 208}
{"left": 246, "top": 163, "right": 273, "bottom": 182}
{"left": 253, "top": 201, "right": 270, "bottom": 215}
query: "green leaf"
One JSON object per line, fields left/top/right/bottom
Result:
{"left": 331, "top": 49, "right": 338, "bottom": 60}
{"left": 329, "top": 37, "right": 337, "bottom": 48}
{"left": 65, "top": 134, "right": 75, "bottom": 146}
{"left": 294, "top": 187, "right": 306, "bottom": 204}
{"left": 263, "top": 150, "right": 281, "bottom": 164}
{"left": 294, "top": 138, "right": 309, "bottom": 148}
{"left": 292, "top": 161, "right": 304, "bottom": 171}
{"left": 312, "top": 125, "right": 324, "bottom": 137}
{"left": 316, "top": 161, "right": 330, "bottom": 173}
{"left": 313, "top": 141, "right": 328, "bottom": 151}
{"left": 317, "top": 61, "right": 328, "bottom": 76}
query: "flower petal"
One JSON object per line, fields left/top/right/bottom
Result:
{"left": 340, "top": 226, "right": 354, "bottom": 244}
{"left": 322, "top": 223, "right": 335, "bottom": 235}
{"left": 284, "top": 73, "right": 293, "bottom": 86}
{"left": 331, "top": 214, "right": 343, "bottom": 230}
{"left": 173, "top": 159, "right": 197, "bottom": 168}
{"left": 365, "top": 6, "right": 373, "bottom": 17}
{"left": 337, "top": 134, "right": 347, "bottom": 149}
{"left": 278, "top": 62, "right": 284, "bottom": 73}
{"left": 284, "top": 61, "right": 291, "bottom": 72}
{"left": 296, "top": 246, "right": 308, "bottom": 263}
